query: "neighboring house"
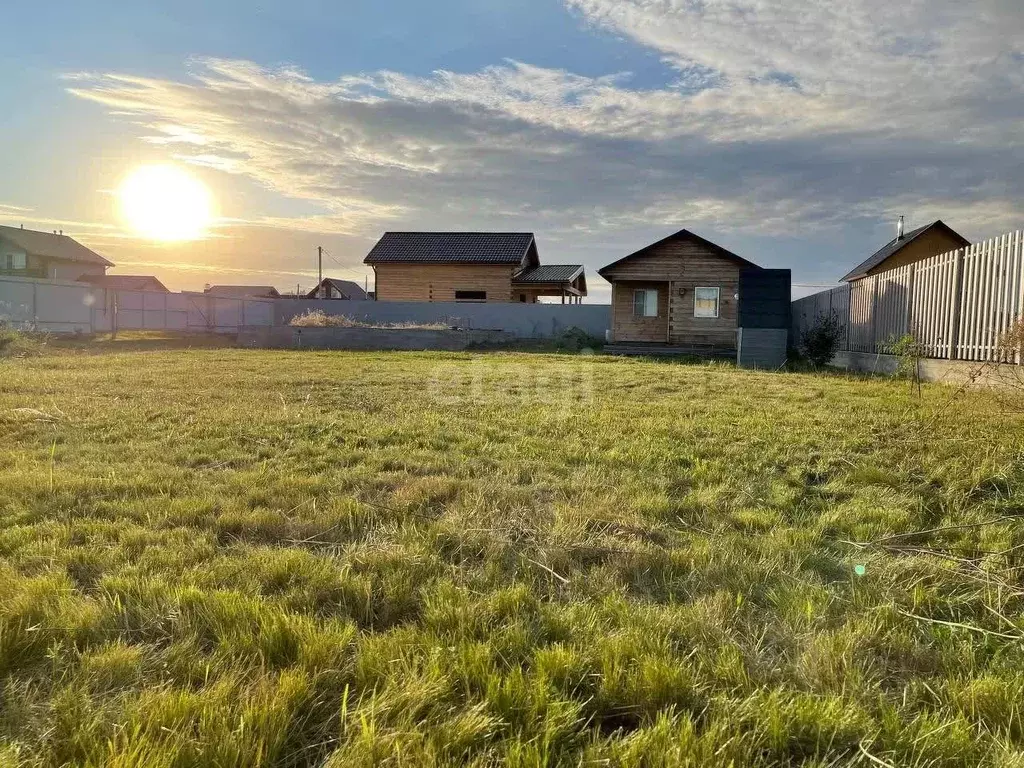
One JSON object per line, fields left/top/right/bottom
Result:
{"left": 598, "top": 228, "right": 784, "bottom": 351}
{"left": 363, "top": 232, "right": 587, "bottom": 303}
{"left": 306, "top": 277, "right": 368, "bottom": 301}
{"left": 204, "top": 285, "right": 281, "bottom": 299}
{"left": 840, "top": 219, "right": 970, "bottom": 282}
{"left": 0, "top": 224, "right": 113, "bottom": 281}
{"left": 78, "top": 274, "right": 169, "bottom": 292}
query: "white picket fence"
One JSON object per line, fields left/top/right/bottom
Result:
{"left": 793, "top": 229, "right": 1024, "bottom": 362}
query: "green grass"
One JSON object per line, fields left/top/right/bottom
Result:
{"left": 2, "top": 346, "right": 1024, "bottom": 766}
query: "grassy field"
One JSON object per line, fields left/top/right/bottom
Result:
{"left": 2, "top": 345, "right": 1024, "bottom": 766}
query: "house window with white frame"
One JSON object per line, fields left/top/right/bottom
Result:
{"left": 694, "top": 287, "right": 720, "bottom": 318}
{"left": 632, "top": 288, "right": 658, "bottom": 317}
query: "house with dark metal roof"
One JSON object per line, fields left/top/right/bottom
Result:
{"left": 840, "top": 219, "right": 969, "bottom": 282}
{"left": 78, "top": 274, "right": 169, "bottom": 292}
{"left": 204, "top": 285, "right": 281, "bottom": 299}
{"left": 363, "top": 232, "right": 587, "bottom": 303}
{"left": 0, "top": 224, "right": 113, "bottom": 281}
{"left": 598, "top": 228, "right": 789, "bottom": 358}
{"left": 306, "top": 277, "right": 368, "bottom": 301}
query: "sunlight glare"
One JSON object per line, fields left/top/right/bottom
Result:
{"left": 118, "top": 165, "right": 214, "bottom": 241}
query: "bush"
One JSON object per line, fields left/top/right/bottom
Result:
{"left": 799, "top": 312, "right": 843, "bottom": 368}
{"left": 288, "top": 310, "right": 447, "bottom": 330}
{"left": 888, "top": 333, "right": 924, "bottom": 381}
{"left": 0, "top": 323, "right": 46, "bottom": 358}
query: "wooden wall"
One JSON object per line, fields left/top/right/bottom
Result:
{"left": 866, "top": 229, "right": 966, "bottom": 275}
{"left": 611, "top": 282, "right": 669, "bottom": 342}
{"left": 373, "top": 264, "right": 514, "bottom": 302}
{"left": 604, "top": 239, "right": 740, "bottom": 346}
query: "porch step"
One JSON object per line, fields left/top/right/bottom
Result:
{"left": 604, "top": 343, "right": 737, "bottom": 360}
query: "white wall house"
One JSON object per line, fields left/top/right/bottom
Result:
{"left": 0, "top": 224, "right": 113, "bottom": 281}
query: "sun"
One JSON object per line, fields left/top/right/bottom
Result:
{"left": 118, "top": 165, "right": 214, "bottom": 241}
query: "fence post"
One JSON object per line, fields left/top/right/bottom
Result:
{"left": 947, "top": 249, "right": 964, "bottom": 360}
{"left": 869, "top": 276, "right": 879, "bottom": 352}
{"left": 905, "top": 264, "right": 916, "bottom": 340}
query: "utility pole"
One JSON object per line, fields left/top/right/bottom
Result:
{"left": 317, "top": 246, "right": 323, "bottom": 299}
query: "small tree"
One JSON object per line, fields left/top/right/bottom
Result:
{"left": 799, "top": 312, "right": 843, "bottom": 368}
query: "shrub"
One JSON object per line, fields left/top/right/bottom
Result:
{"left": 288, "top": 310, "right": 448, "bottom": 330}
{"left": 798, "top": 312, "right": 843, "bottom": 368}
{"left": 888, "top": 333, "right": 924, "bottom": 382}
{"left": 0, "top": 323, "right": 46, "bottom": 358}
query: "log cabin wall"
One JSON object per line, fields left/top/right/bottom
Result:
{"left": 603, "top": 238, "right": 740, "bottom": 347}
{"left": 373, "top": 264, "right": 515, "bottom": 302}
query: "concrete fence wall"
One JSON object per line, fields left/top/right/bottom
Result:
{"left": 0, "top": 275, "right": 611, "bottom": 340}
{"left": 274, "top": 299, "right": 611, "bottom": 339}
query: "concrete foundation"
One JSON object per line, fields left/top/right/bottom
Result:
{"left": 831, "top": 350, "right": 1009, "bottom": 386}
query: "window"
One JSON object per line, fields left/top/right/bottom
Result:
{"left": 5, "top": 252, "right": 26, "bottom": 270}
{"left": 455, "top": 290, "right": 487, "bottom": 302}
{"left": 632, "top": 289, "right": 658, "bottom": 317}
{"left": 694, "top": 287, "right": 720, "bottom": 318}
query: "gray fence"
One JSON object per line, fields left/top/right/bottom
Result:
{"left": 275, "top": 299, "right": 610, "bottom": 339}
{"left": 0, "top": 275, "right": 275, "bottom": 334}
{"left": 793, "top": 229, "right": 1024, "bottom": 362}
{"left": 0, "top": 275, "right": 610, "bottom": 339}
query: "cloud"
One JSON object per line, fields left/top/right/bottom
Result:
{"left": 63, "top": 3, "right": 1023, "bottom": 287}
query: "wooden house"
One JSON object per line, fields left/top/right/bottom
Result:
{"left": 364, "top": 232, "right": 586, "bottom": 303}
{"left": 598, "top": 229, "right": 789, "bottom": 359}
{"left": 840, "top": 219, "right": 969, "bottom": 283}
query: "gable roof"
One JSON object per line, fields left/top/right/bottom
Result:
{"left": 0, "top": 225, "right": 114, "bottom": 267}
{"left": 364, "top": 232, "right": 537, "bottom": 265}
{"left": 78, "top": 274, "right": 168, "bottom": 292}
{"left": 597, "top": 229, "right": 760, "bottom": 278}
{"left": 513, "top": 265, "right": 584, "bottom": 283}
{"left": 306, "top": 277, "right": 368, "bottom": 300}
{"left": 839, "top": 220, "right": 970, "bottom": 282}
{"left": 205, "top": 285, "right": 281, "bottom": 298}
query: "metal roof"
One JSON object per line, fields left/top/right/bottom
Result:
{"left": 204, "top": 285, "right": 281, "bottom": 298}
{"left": 839, "top": 220, "right": 970, "bottom": 282}
{"left": 364, "top": 232, "right": 536, "bottom": 265}
{"left": 513, "top": 265, "right": 584, "bottom": 283}
{"left": 0, "top": 225, "right": 114, "bottom": 267}
{"left": 306, "top": 278, "right": 368, "bottom": 300}
{"left": 78, "top": 274, "right": 168, "bottom": 292}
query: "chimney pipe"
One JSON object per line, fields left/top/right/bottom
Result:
{"left": 897, "top": 215, "right": 905, "bottom": 241}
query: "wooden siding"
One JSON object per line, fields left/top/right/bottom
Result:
{"left": 611, "top": 282, "right": 669, "bottom": 342}
{"left": 604, "top": 240, "right": 740, "bottom": 347}
{"left": 865, "top": 228, "right": 967, "bottom": 275}
{"left": 373, "top": 263, "right": 515, "bottom": 302}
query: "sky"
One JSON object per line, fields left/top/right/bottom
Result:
{"left": 1, "top": 0, "right": 1021, "bottom": 301}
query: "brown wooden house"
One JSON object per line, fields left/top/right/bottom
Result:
{"left": 839, "top": 219, "right": 969, "bottom": 283}
{"left": 364, "top": 232, "right": 587, "bottom": 303}
{"left": 598, "top": 229, "right": 763, "bottom": 351}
